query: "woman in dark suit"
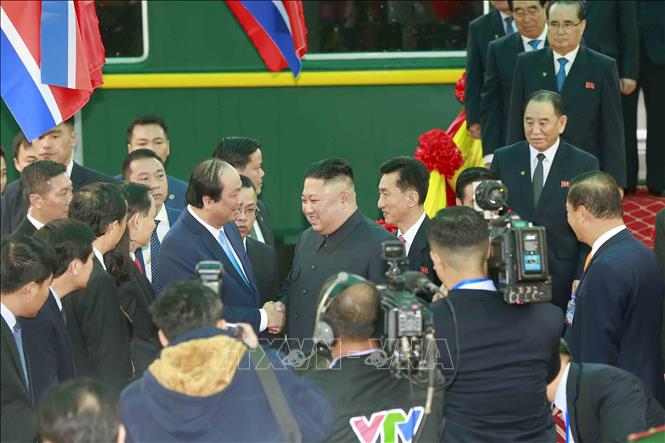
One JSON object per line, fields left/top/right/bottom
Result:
{"left": 105, "top": 182, "right": 161, "bottom": 377}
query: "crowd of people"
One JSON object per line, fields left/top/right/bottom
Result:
{"left": 1, "top": 1, "right": 664, "bottom": 442}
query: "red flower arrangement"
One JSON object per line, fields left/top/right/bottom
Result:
{"left": 414, "top": 128, "right": 464, "bottom": 178}
{"left": 455, "top": 72, "right": 466, "bottom": 103}
{"left": 376, "top": 219, "right": 398, "bottom": 233}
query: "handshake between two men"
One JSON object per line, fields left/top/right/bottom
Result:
{"left": 263, "top": 301, "right": 286, "bottom": 335}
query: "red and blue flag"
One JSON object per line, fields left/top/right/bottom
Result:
{"left": 1, "top": 0, "right": 105, "bottom": 141}
{"left": 226, "top": 0, "right": 307, "bottom": 76}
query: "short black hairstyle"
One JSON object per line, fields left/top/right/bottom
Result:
{"left": 212, "top": 136, "right": 262, "bottom": 170}
{"left": 1, "top": 235, "right": 55, "bottom": 294}
{"left": 150, "top": 281, "right": 222, "bottom": 340}
{"left": 508, "top": 0, "right": 548, "bottom": 11}
{"left": 379, "top": 156, "right": 430, "bottom": 205}
{"left": 124, "top": 181, "right": 153, "bottom": 219}
{"left": 304, "top": 158, "right": 355, "bottom": 184}
{"left": 455, "top": 167, "right": 498, "bottom": 201}
{"left": 37, "top": 378, "right": 120, "bottom": 443}
{"left": 240, "top": 174, "right": 256, "bottom": 192}
{"left": 546, "top": 0, "right": 586, "bottom": 21}
{"left": 0, "top": 145, "right": 6, "bottom": 163}
{"left": 121, "top": 148, "right": 165, "bottom": 179}
{"left": 126, "top": 115, "right": 168, "bottom": 141}
{"left": 525, "top": 90, "right": 566, "bottom": 117}
{"left": 186, "top": 158, "right": 229, "bottom": 208}
{"left": 69, "top": 182, "right": 127, "bottom": 238}
{"left": 20, "top": 160, "right": 67, "bottom": 203}
{"left": 322, "top": 277, "right": 379, "bottom": 341}
{"left": 567, "top": 171, "right": 622, "bottom": 219}
{"left": 427, "top": 206, "right": 489, "bottom": 252}
{"left": 34, "top": 219, "right": 94, "bottom": 279}
{"left": 12, "top": 131, "right": 29, "bottom": 161}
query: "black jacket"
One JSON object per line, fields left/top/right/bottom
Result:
{"left": 246, "top": 237, "right": 279, "bottom": 306}
{"left": 404, "top": 215, "right": 441, "bottom": 291}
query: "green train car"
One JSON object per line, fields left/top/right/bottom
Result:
{"left": 1, "top": 0, "right": 483, "bottom": 243}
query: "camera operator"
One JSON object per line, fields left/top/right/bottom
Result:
{"left": 304, "top": 272, "right": 443, "bottom": 442}
{"left": 120, "top": 280, "right": 333, "bottom": 442}
{"left": 454, "top": 167, "right": 498, "bottom": 208}
{"left": 428, "top": 206, "right": 563, "bottom": 441}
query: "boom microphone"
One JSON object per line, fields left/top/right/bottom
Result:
{"left": 403, "top": 271, "right": 442, "bottom": 296}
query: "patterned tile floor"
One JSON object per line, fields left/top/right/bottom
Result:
{"left": 623, "top": 187, "right": 665, "bottom": 249}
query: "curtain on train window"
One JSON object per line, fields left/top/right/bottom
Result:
{"left": 95, "top": 0, "right": 148, "bottom": 63}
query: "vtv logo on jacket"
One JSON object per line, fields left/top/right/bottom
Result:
{"left": 349, "top": 407, "right": 424, "bottom": 443}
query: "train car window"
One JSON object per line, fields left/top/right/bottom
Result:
{"left": 303, "top": 1, "right": 483, "bottom": 56}
{"left": 95, "top": 0, "right": 148, "bottom": 63}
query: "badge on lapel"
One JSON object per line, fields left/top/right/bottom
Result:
{"left": 585, "top": 81, "right": 595, "bottom": 90}
{"left": 520, "top": 170, "right": 526, "bottom": 176}
{"left": 561, "top": 180, "right": 570, "bottom": 188}
{"left": 419, "top": 266, "right": 429, "bottom": 275}
{"left": 542, "top": 72, "right": 548, "bottom": 77}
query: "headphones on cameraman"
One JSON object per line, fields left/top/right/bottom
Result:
{"left": 313, "top": 272, "right": 369, "bottom": 348}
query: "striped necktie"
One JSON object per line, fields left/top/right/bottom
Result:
{"left": 150, "top": 220, "right": 161, "bottom": 295}
{"left": 552, "top": 407, "right": 566, "bottom": 443}
{"left": 556, "top": 57, "right": 568, "bottom": 92}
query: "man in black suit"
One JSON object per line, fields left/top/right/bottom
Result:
{"left": 235, "top": 176, "right": 279, "bottom": 307}
{"left": 1, "top": 235, "right": 55, "bottom": 443}
{"left": 12, "top": 160, "right": 73, "bottom": 238}
{"left": 624, "top": 1, "right": 665, "bottom": 196}
{"left": 466, "top": 0, "right": 514, "bottom": 141}
{"left": 492, "top": 90, "right": 599, "bottom": 310}
{"left": 428, "top": 206, "right": 563, "bottom": 441}
{"left": 21, "top": 219, "right": 95, "bottom": 405}
{"left": 280, "top": 159, "right": 392, "bottom": 341}
{"left": 377, "top": 156, "right": 439, "bottom": 289}
{"left": 122, "top": 149, "right": 182, "bottom": 296}
{"left": 10, "top": 131, "right": 38, "bottom": 174}
{"left": 481, "top": 0, "right": 548, "bottom": 156}
{"left": 506, "top": 0, "right": 626, "bottom": 187}
{"left": 1, "top": 119, "right": 113, "bottom": 238}
{"left": 213, "top": 136, "right": 274, "bottom": 247}
{"left": 66, "top": 182, "right": 133, "bottom": 393}
{"left": 564, "top": 171, "right": 665, "bottom": 406}
{"left": 547, "top": 339, "right": 665, "bottom": 442}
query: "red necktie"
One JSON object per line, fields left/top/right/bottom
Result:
{"left": 583, "top": 253, "right": 592, "bottom": 272}
{"left": 134, "top": 257, "right": 144, "bottom": 275}
{"left": 398, "top": 234, "right": 406, "bottom": 245}
{"left": 552, "top": 407, "right": 566, "bottom": 443}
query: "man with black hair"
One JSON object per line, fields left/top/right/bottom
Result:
{"left": 281, "top": 158, "right": 392, "bottom": 341}
{"left": 11, "top": 160, "right": 73, "bottom": 238}
{"left": 428, "top": 206, "right": 563, "bottom": 441}
{"left": 378, "top": 156, "right": 439, "bottom": 287}
{"left": 66, "top": 182, "right": 132, "bottom": 393}
{"left": 546, "top": 339, "right": 665, "bottom": 443}
{"left": 38, "top": 378, "right": 125, "bottom": 443}
{"left": 481, "top": 0, "right": 549, "bottom": 156}
{"left": 21, "top": 219, "right": 95, "bottom": 405}
{"left": 506, "top": 0, "right": 626, "bottom": 187}
{"left": 492, "top": 90, "right": 598, "bottom": 310}
{"left": 119, "top": 280, "right": 333, "bottom": 442}
{"left": 212, "top": 136, "right": 273, "bottom": 246}
{"left": 125, "top": 115, "right": 187, "bottom": 210}
{"left": 11, "top": 131, "right": 38, "bottom": 173}
{"left": 159, "top": 158, "right": 283, "bottom": 334}
{"left": 304, "top": 272, "right": 443, "bottom": 442}
{"left": 454, "top": 167, "right": 498, "bottom": 208}
{"left": 1, "top": 120, "right": 113, "bottom": 238}
{"left": 122, "top": 149, "right": 182, "bottom": 295}
{"left": 1, "top": 235, "right": 55, "bottom": 442}
{"left": 564, "top": 171, "right": 665, "bottom": 406}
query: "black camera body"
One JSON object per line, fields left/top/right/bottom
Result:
{"left": 473, "top": 180, "right": 552, "bottom": 304}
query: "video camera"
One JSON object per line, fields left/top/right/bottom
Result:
{"left": 195, "top": 261, "right": 243, "bottom": 339}
{"left": 472, "top": 180, "right": 552, "bottom": 304}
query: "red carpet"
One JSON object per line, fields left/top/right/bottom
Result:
{"left": 622, "top": 187, "right": 665, "bottom": 249}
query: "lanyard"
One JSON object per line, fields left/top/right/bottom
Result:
{"left": 450, "top": 278, "right": 492, "bottom": 290}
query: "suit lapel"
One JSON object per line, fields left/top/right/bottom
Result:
{"left": 223, "top": 223, "right": 259, "bottom": 299}
{"left": 535, "top": 142, "right": 568, "bottom": 213}
{"left": 566, "top": 362, "right": 582, "bottom": 443}
{"left": 1, "top": 319, "right": 30, "bottom": 395}
{"left": 577, "top": 230, "right": 630, "bottom": 285}
{"left": 490, "top": 9, "right": 506, "bottom": 40}
{"left": 538, "top": 48, "right": 558, "bottom": 91}
{"left": 407, "top": 217, "right": 429, "bottom": 265}
{"left": 515, "top": 142, "right": 536, "bottom": 216}
{"left": 561, "top": 46, "right": 588, "bottom": 99}
{"left": 70, "top": 162, "right": 84, "bottom": 189}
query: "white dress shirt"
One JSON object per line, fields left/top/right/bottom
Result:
{"left": 0, "top": 303, "right": 17, "bottom": 331}
{"left": 187, "top": 206, "right": 267, "bottom": 331}
{"left": 529, "top": 137, "right": 560, "bottom": 183}
{"left": 65, "top": 158, "right": 74, "bottom": 178}
{"left": 26, "top": 209, "right": 45, "bottom": 230}
{"left": 553, "top": 362, "right": 576, "bottom": 443}
{"left": 397, "top": 212, "right": 427, "bottom": 256}
{"left": 553, "top": 45, "right": 580, "bottom": 77}
{"left": 499, "top": 11, "right": 516, "bottom": 33}
{"left": 92, "top": 246, "right": 106, "bottom": 271}
{"left": 252, "top": 220, "right": 266, "bottom": 243}
{"left": 140, "top": 204, "right": 171, "bottom": 282}
{"left": 520, "top": 25, "right": 548, "bottom": 52}
{"left": 49, "top": 287, "right": 63, "bottom": 312}
{"left": 590, "top": 225, "right": 627, "bottom": 260}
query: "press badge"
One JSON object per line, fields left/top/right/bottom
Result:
{"left": 565, "top": 292, "right": 576, "bottom": 325}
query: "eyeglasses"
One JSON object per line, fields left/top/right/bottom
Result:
{"left": 233, "top": 207, "right": 259, "bottom": 217}
{"left": 513, "top": 7, "right": 543, "bottom": 20}
{"left": 548, "top": 20, "right": 582, "bottom": 32}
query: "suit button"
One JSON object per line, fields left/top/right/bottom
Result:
{"left": 302, "top": 289, "right": 308, "bottom": 295}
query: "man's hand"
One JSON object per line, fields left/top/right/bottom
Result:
{"left": 263, "top": 301, "right": 285, "bottom": 334}
{"left": 620, "top": 78, "right": 637, "bottom": 96}
{"left": 235, "top": 323, "right": 259, "bottom": 349}
{"left": 468, "top": 123, "right": 481, "bottom": 139}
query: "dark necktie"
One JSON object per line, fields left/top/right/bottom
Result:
{"left": 150, "top": 220, "right": 161, "bottom": 295}
{"left": 12, "top": 323, "right": 30, "bottom": 390}
{"left": 533, "top": 153, "right": 546, "bottom": 206}
{"left": 528, "top": 39, "right": 541, "bottom": 51}
{"left": 504, "top": 16, "right": 514, "bottom": 35}
{"left": 556, "top": 57, "right": 568, "bottom": 92}
{"left": 61, "top": 306, "right": 67, "bottom": 325}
